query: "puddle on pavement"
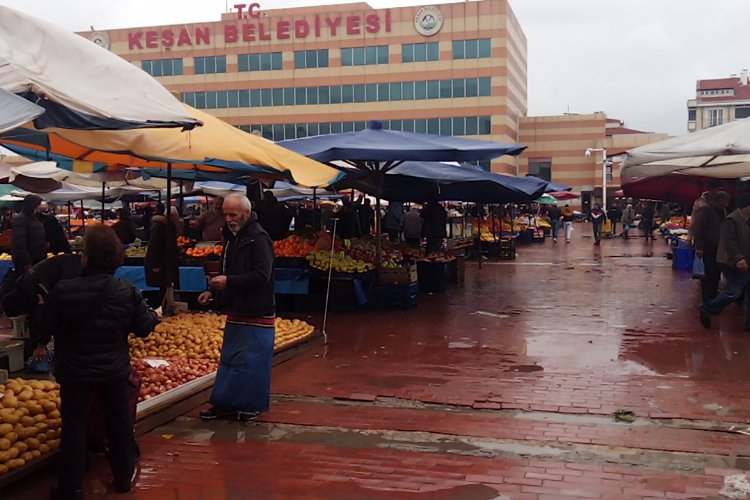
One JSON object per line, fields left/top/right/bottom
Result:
{"left": 505, "top": 364, "right": 543, "bottom": 372}
{"left": 470, "top": 310, "right": 510, "bottom": 319}
{"left": 448, "top": 340, "right": 478, "bottom": 349}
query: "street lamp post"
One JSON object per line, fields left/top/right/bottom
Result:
{"left": 585, "top": 147, "right": 608, "bottom": 212}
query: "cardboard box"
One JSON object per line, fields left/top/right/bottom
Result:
{"left": 378, "top": 263, "right": 417, "bottom": 285}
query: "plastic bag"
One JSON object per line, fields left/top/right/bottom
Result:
{"left": 692, "top": 254, "right": 705, "bottom": 279}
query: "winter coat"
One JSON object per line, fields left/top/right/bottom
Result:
{"left": 421, "top": 203, "right": 448, "bottom": 239}
{"left": 41, "top": 213, "right": 71, "bottom": 254}
{"left": 11, "top": 212, "right": 47, "bottom": 270}
{"left": 144, "top": 215, "right": 180, "bottom": 289}
{"left": 36, "top": 269, "right": 157, "bottom": 384}
{"left": 691, "top": 205, "right": 725, "bottom": 252}
{"left": 219, "top": 214, "right": 275, "bottom": 317}
{"left": 717, "top": 209, "right": 750, "bottom": 270}
{"left": 621, "top": 207, "right": 635, "bottom": 225}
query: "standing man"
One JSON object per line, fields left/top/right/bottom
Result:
{"left": 421, "top": 200, "right": 448, "bottom": 253}
{"left": 693, "top": 191, "right": 730, "bottom": 307}
{"left": 700, "top": 193, "right": 750, "bottom": 330}
{"left": 401, "top": 205, "right": 423, "bottom": 247}
{"left": 11, "top": 194, "right": 47, "bottom": 272}
{"left": 191, "top": 195, "right": 224, "bottom": 241}
{"left": 692, "top": 179, "right": 724, "bottom": 216}
{"left": 620, "top": 204, "right": 635, "bottom": 239}
{"left": 356, "top": 198, "right": 375, "bottom": 237}
{"left": 641, "top": 202, "right": 656, "bottom": 241}
{"left": 606, "top": 204, "right": 622, "bottom": 237}
{"left": 588, "top": 204, "right": 607, "bottom": 246}
{"left": 198, "top": 194, "right": 275, "bottom": 421}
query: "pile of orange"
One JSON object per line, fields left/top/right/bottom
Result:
{"left": 274, "top": 235, "right": 316, "bottom": 257}
{"left": 177, "top": 235, "right": 195, "bottom": 248}
{"left": 186, "top": 245, "right": 223, "bottom": 258}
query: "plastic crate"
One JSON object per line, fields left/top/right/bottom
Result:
{"left": 674, "top": 246, "right": 694, "bottom": 272}
{"left": 375, "top": 282, "right": 419, "bottom": 309}
{"left": 417, "top": 261, "right": 448, "bottom": 293}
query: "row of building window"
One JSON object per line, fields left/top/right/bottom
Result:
{"left": 238, "top": 115, "right": 492, "bottom": 141}
{"left": 698, "top": 88, "right": 734, "bottom": 97}
{"left": 140, "top": 38, "right": 492, "bottom": 76}
{"left": 181, "top": 77, "right": 492, "bottom": 109}
{"left": 689, "top": 106, "right": 750, "bottom": 123}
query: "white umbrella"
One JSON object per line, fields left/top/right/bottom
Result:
{"left": 0, "top": 6, "right": 198, "bottom": 130}
{"left": 11, "top": 182, "right": 157, "bottom": 202}
{"left": 621, "top": 118, "right": 750, "bottom": 179}
{"left": 0, "top": 88, "right": 43, "bottom": 133}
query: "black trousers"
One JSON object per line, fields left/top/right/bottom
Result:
{"left": 700, "top": 247, "right": 720, "bottom": 305}
{"left": 58, "top": 377, "right": 137, "bottom": 493}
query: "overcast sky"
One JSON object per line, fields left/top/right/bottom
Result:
{"left": 2, "top": 0, "right": 746, "bottom": 136}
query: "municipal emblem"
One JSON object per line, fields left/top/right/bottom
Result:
{"left": 414, "top": 6, "right": 443, "bottom": 37}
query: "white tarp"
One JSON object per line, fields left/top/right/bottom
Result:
{"left": 11, "top": 182, "right": 158, "bottom": 202}
{"left": 0, "top": 87, "right": 43, "bottom": 133}
{"left": 0, "top": 6, "right": 197, "bottom": 128}
{"left": 9, "top": 161, "right": 184, "bottom": 193}
{"left": 621, "top": 118, "right": 750, "bottom": 179}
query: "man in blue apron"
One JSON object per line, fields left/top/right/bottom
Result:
{"left": 198, "top": 193, "right": 276, "bottom": 421}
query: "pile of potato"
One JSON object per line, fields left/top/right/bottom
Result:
{"left": 0, "top": 378, "right": 61, "bottom": 475}
{"left": 129, "top": 312, "right": 225, "bottom": 361}
{"left": 129, "top": 312, "right": 316, "bottom": 360}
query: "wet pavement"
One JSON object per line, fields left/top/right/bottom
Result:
{"left": 7, "top": 229, "right": 750, "bottom": 499}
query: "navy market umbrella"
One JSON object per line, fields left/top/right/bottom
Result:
{"left": 0, "top": 88, "right": 43, "bottom": 134}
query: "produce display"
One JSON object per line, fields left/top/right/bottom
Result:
{"left": 306, "top": 250, "right": 374, "bottom": 273}
{"left": 185, "top": 244, "right": 223, "bottom": 258}
{"left": 132, "top": 358, "right": 218, "bottom": 401}
{"left": 274, "top": 234, "right": 317, "bottom": 257}
{"left": 125, "top": 245, "right": 147, "bottom": 258}
{"left": 0, "top": 378, "right": 61, "bottom": 476}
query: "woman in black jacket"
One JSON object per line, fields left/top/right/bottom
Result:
{"left": 36, "top": 225, "right": 158, "bottom": 498}
{"left": 144, "top": 207, "right": 180, "bottom": 308}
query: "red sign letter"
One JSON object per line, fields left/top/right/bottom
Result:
{"left": 225, "top": 24, "right": 238, "bottom": 43}
{"left": 128, "top": 32, "right": 143, "bottom": 49}
{"left": 161, "top": 29, "right": 175, "bottom": 47}
{"left": 258, "top": 22, "right": 272, "bottom": 41}
{"left": 145, "top": 31, "right": 158, "bottom": 48}
{"left": 294, "top": 20, "right": 310, "bottom": 38}
{"left": 346, "top": 15, "right": 360, "bottom": 35}
{"left": 234, "top": 4, "right": 246, "bottom": 19}
{"left": 365, "top": 14, "right": 380, "bottom": 33}
{"left": 248, "top": 3, "right": 261, "bottom": 19}
{"left": 177, "top": 28, "right": 193, "bottom": 46}
{"left": 242, "top": 23, "right": 256, "bottom": 41}
{"left": 326, "top": 17, "right": 341, "bottom": 36}
{"left": 277, "top": 21, "right": 290, "bottom": 40}
{"left": 195, "top": 27, "right": 210, "bottom": 45}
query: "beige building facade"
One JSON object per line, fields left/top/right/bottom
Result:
{"left": 92, "top": 0, "right": 527, "bottom": 173}
{"left": 519, "top": 113, "right": 669, "bottom": 210}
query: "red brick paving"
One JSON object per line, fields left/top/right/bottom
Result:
{"left": 5, "top": 235, "right": 750, "bottom": 498}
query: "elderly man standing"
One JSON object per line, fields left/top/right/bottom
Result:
{"left": 692, "top": 191, "right": 730, "bottom": 307}
{"left": 198, "top": 194, "right": 275, "bottom": 421}
{"left": 700, "top": 193, "right": 750, "bottom": 330}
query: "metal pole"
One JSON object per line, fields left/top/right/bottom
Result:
{"left": 80, "top": 200, "right": 86, "bottom": 233}
{"left": 164, "top": 162, "right": 175, "bottom": 315}
{"left": 312, "top": 187, "right": 318, "bottom": 231}
{"left": 321, "top": 217, "right": 338, "bottom": 345}
{"left": 66, "top": 201, "right": 72, "bottom": 240}
{"left": 602, "top": 148, "right": 608, "bottom": 213}
{"left": 101, "top": 183, "right": 105, "bottom": 222}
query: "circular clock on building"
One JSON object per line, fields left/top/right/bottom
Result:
{"left": 88, "top": 31, "right": 110, "bottom": 50}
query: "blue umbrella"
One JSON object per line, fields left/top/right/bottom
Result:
{"left": 337, "top": 161, "right": 546, "bottom": 203}
{"left": 0, "top": 88, "right": 43, "bottom": 134}
{"left": 525, "top": 175, "right": 572, "bottom": 193}
{"left": 280, "top": 120, "right": 526, "bottom": 165}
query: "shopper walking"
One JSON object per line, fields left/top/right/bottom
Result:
{"left": 561, "top": 205, "right": 575, "bottom": 243}
{"left": 402, "top": 205, "right": 423, "bottom": 247}
{"left": 548, "top": 204, "right": 562, "bottom": 243}
{"left": 35, "top": 225, "right": 158, "bottom": 498}
{"left": 607, "top": 204, "right": 622, "bottom": 236}
{"left": 589, "top": 204, "right": 607, "bottom": 246}
{"left": 198, "top": 193, "right": 276, "bottom": 422}
{"left": 700, "top": 193, "right": 750, "bottom": 330}
{"left": 144, "top": 206, "right": 180, "bottom": 309}
{"left": 421, "top": 199, "right": 448, "bottom": 253}
{"left": 620, "top": 204, "right": 635, "bottom": 239}
{"left": 641, "top": 202, "right": 656, "bottom": 241}
{"left": 692, "top": 191, "right": 730, "bottom": 306}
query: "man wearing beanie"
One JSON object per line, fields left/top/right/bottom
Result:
{"left": 700, "top": 192, "right": 750, "bottom": 329}
{"left": 11, "top": 194, "right": 47, "bottom": 272}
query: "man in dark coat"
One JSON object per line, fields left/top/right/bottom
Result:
{"left": 35, "top": 225, "right": 157, "bottom": 497}
{"left": 198, "top": 193, "right": 275, "bottom": 422}
{"left": 144, "top": 208, "right": 180, "bottom": 308}
{"left": 40, "top": 203, "right": 71, "bottom": 254}
{"left": 11, "top": 194, "right": 47, "bottom": 271}
{"left": 421, "top": 200, "right": 448, "bottom": 253}
{"left": 693, "top": 191, "right": 730, "bottom": 306}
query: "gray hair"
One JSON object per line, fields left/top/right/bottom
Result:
{"left": 224, "top": 193, "right": 252, "bottom": 212}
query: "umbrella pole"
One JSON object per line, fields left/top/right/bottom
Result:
{"left": 312, "top": 187, "right": 318, "bottom": 231}
{"left": 80, "top": 200, "right": 86, "bottom": 233}
{"left": 101, "top": 183, "right": 105, "bottom": 222}
{"left": 321, "top": 217, "right": 338, "bottom": 345}
{"left": 375, "top": 197, "right": 382, "bottom": 270}
{"left": 164, "top": 162, "right": 175, "bottom": 316}
{"left": 476, "top": 203, "right": 482, "bottom": 269}
{"left": 67, "top": 201, "right": 72, "bottom": 240}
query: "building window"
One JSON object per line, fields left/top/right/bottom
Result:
{"left": 341, "top": 45, "right": 389, "bottom": 66}
{"left": 528, "top": 159, "right": 552, "bottom": 182}
{"left": 238, "top": 52, "right": 282, "bottom": 71}
{"left": 452, "top": 38, "right": 492, "bottom": 59}
{"left": 687, "top": 108, "right": 696, "bottom": 121}
{"left": 402, "top": 42, "right": 439, "bottom": 63}
{"left": 707, "top": 108, "right": 724, "bottom": 128}
{"left": 141, "top": 58, "right": 183, "bottom": 77}
{"left": 294, "top": 49, "right": 329, "bottom": 69}
{"left": 194, "top": 55, "right": 226, "bottom": 74}
{"left": 736, "top": 107, "right": 750, "bottom": 119}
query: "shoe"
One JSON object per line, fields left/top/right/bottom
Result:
{"left": 699, "top": 306, "right": 711, "bottom": 329}
{"left": 200, "top": 406, "right": 236, "bottom": 420}
{"left": 566, "top": 240, "right": 570, "bottom": 244}
{"left": 114, "top": 463, "right": 138, "bottom": 493}
{"left": 553, "top": 238, "right": 557, "bottom": 243}
{"left": 594, "top": 241, "right": 600, "bottom": 246}
{"left": 237, "top": 411, "right": 260, "bottom": 422}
